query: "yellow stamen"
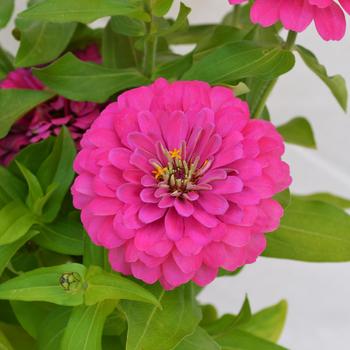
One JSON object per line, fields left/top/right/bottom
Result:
{"left": 169, "top": 148, "right": 181, "bottom": 160}
{"left": 152, "top": 166, "right": 167, "bottom": 180}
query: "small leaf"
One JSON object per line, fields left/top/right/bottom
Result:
{"left": 33, "top": 53, "right": 149, "bottom": 102}
{"left": 0, "top": 0, "right": 14, "bottom": 28}
{"left": 264, "top": 196, "right": 350, "bottom": 262}
{"left": 84, "top": 266, "right": 160, "bottom": 306}
{"left": 18, "top": 0, "right": 148, "bottom": 24}
{"left": 297, "top": 45, "right": 348, "bottom": 111}
{"left": 0, "top": 263, "right": 86, "bottom": 306}
{"left": 175, "top": 327, "right": 220, "bottom": 350}
{"left": 61, "top": 300, "right": 117, "bottom": 350}
{"left": 277, "top": 117, "right": 316, "bottom": 149}
{"left": 0, "top": 89, "right": 55, "bottom": 138}
{"left": 121, "top": 283, "right": 201, "bottom": 350}
{"left": 15, "top": 19, "right": 77, "bottom": 67}
{"left": 0, "top": 230, "right": 38, "bottom": 276}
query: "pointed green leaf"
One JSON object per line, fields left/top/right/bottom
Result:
{"left": 152, "top": 0, "right": 173, "bottom": 17}
{"left": 175, "top": 327, "right": 220, "bottom": 350}
{"left": 277, "top": 117, "right": 316, "bottom": 149}
{"left": 0, "top": 167, "right": 26, "bottom": 202}
{"left": 158, "top": 2, "right": 190, "bottom": 37}
{"left": 33, "top": 53, "right": 149, "bottom": 102}
{"left": 121, "top": 283, "right": 201, "bottom": 350}
{"left": 0, "top": 0, "right": 14, "bottom": 28}
{"left": 0, "top": 89, "right": 55, "bottom": 138}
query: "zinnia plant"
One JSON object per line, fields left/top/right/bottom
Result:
{"left": 0, "top": 1, "right": 348, "bottom": 349}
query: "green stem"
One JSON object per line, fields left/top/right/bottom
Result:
{"left": 143, "top": 0, "right": 157, "bottom": 77}
{"left": 254, "top": 30, "right": 297, "bottom": 119}
{"left": 232, "top": 5, "right": 241, "bottom": 27}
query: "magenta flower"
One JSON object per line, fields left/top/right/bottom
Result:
{"left": 229, "top": 0, "right": 350, "bottom": 41}
{"left": 0, "top": 45, "right": 102, "bottom": 165}
{"left": 71, "top": 79, "right": 292, "bottom": 290}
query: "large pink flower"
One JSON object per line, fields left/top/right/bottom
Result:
{"left": 71, "top": 79, "right": 292, "bottom": 290}
{"left": 0, "top": 44, "right": 102, "bottom": 165}
{"left": 229, "top": 0, "right": 350, "bottom": 41}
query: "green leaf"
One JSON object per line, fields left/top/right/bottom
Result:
{"left": 183, "top": 42, "right": 295, "bottom": 83}
{"left": 0, "top": 322, "right": 36, "bottom": 350}
{"left": 277, "top": 117, "right": 316, "bottom": 149}
{"left": 36, "top": 127, "right": 76, "bottom": 222}
{"left": 15, "top": 20, "right": 76, "bottom": 68}
{"left": 0, "top": 89, "right": 55, "bottom": 138}
{"left": 111, "top": 15, "right": 146, "bottom": 37}
{"left": 274, "top": 189, "right": 291, "bottom": 209}
{"left": 0, "top": 201, "right": 36, "bottom": 245}
{"left": 83, "top": 237, "right": 109, "bottom": 269}
{"left": 0, "top": 0, "right": 14, "bottom": 28}
{"left": 0, "top": 230, "right": 38, "bottom": 276}
{"left": 153, "top": 54, "right": 193, "bottom": 80}
{"left": 84, "top": 266, "right": 160, "bottom": 306}
{"left": 0, "top": 167, "right": 26, "bottom": 202}
{"left": 239, "top": 300, "right": 287, "bottom": 342}
{"left": 158, "top": 2, "right": 190, "bottom": 37}
{"left": 0, "top": 263, "right": 86, "bottom": 305}
{"left": 121, "top": 283, "right": 201, "bottom": 350}
{"left": 0, "top": 328, "right": 13, "bottom": 350}
{"left": 215, "top": 329, "right": 287, "bottom": 350}
{"left": 34, "top": 218, "right": 84, "bottom": 256}
{"left": 295, "top": 192, "right": 350, "bottom": 209}
{"left": 37, "top": 306, "right": 71, "bottom": 350}
{"left": 152, "top": 0, "right": 173, "bottom": 17}
{"left": 10, "top": 301, "right": 54, "bottom": 339}
{"left": 18, "top": 0, "right": 148, "bottom": 24}
{"left": 61, "top": 300, "right": 117, "bottom": 350}
{"left": 0, "top": 46, "right": 14, "bottom": 79}
{"left": 175, "top": 327, "right": 220, "bottom": 350}
{"left": 33, "top": 53, "right": 149, "bottom": 102}
{"left": 297, "top": 45, "right": 348, "bottom": 111}
{"left": 263, "top": 196, "right": 350, "bottom": 262}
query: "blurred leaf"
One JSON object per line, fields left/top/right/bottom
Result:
{"left": 0, "top": 89, "right": 55, "bottom": 139}
{"left": 246, "top": 78, "right": 273, "bottom": 118}
{"left": 0, "top": 328, "right": 13, "bottom": 350}
{"left": 295, "top": 192, "right": 350, "bottom": 209}
{"left": 18, "top": 0, "right": 148, "bottom": 24}
{"left": 83, "top": 236, "right": 108, "bottom": 269}
{"left": 167, "top": 24, "right": 214, "bottom": 45}
{"left": 0, "top": 201, "right": 36, "bottom": 245}
{"left": 0, "top": 263, "right": 86, "bottom": 305}
{"left": 297, "top": 45, "right": 348, "bottom": 111}
{"left": 274, "top": 189, "right": 291, "bottom": 209}
{"left": 37, "top": 306, "right": 71, "bottom": 350}
{"left": 61, "top": 300, "right": 117, "bottom": 350}
{"left": 200, "top": 304, "right": 218, "bottom": 327}
{"left": 0, "top": 230, "right": 38, "bottom": 276}
{"left": 264, "top": 196, "right": 350, "bottom": 261}
{"left": 0, "top": 0, "right": 14, "bottom": 28}
{"left": 152, "top": 0, "right": 173, "bottom": 17}
{"left": 15, "top": 20, "right": 76, "bottom": 67}
{"left": 0, "top": 167, "right": 26, "bottom": 202}
{"left": 111, "top": 15, "right": 146, "bottom": 37}
{"left": 84, "top": 266, "right": 160, "bottom": 306}
{"left": 183, "top": 42, "right": 295, "bottom": 83}
{"left": 0, "top": 322, "right": 36, "bottom": 350}
{"left": 153, "top": 54, "right": 192, "bottom": 80}
{"left": 175, "top": 327, "right": 220, "bottom": 350}
{"left": 277, "top": 117, "right": 316, "bottom": 149}
{"left": 34, "top": 218, "right": 84, "bottom": 256}
{"left": 158, "top": 2, "right": 190, "bottom": 37}
{"left": 0, "top": 46, "right": 14, "bottom": 79}
{"left": 33, "top": 53, "right": 149, "bottom": 102}
{"left": 215, "top": 329, "right": 287, "bottom": 350}
{"left": 239, "top": 300, "right": 287, "bottom": 342}
{"left": 103, "top": 309, "right": 127, "bottom": 336}
{"left": 121, "top": 283, "right": 201, "bottom": 350}
{"left": 36, "top": 127, "right": 76, "bottom": 222}
{"left": 10, "top": 301, "right": 54, "bottom": 338}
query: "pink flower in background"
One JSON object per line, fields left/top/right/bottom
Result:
{"left": 229, "top": 0, "right": 350, "bottom": 41}
{"left": 0, "top": 44, "right": 102, "bottom": 165}
{"left": 72, "top": 78, "right": 292, "bottom": 290}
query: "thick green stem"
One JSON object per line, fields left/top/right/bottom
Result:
{"left": 254, "top": 30, "right": 297, "bottom": 119}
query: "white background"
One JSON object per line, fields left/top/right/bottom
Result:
{"left": 1, "top": 1, "right": 350, "bottom": 349}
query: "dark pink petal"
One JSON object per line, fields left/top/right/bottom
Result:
{"left": 165, "top": 208, "right": 184, "bottom": 240}
{"left": 174, "top": 198, "right": 194, "bottom": 217}
{"left": 212, "top": 176, "right": 243, "bottom": 194}
{"left": 117, "top": 183, "right": 141, "bottom": 204}
{"left": 109, "top": 148, "right": 132, "bottom": 170}
{"left": 138, "top": 204, "right": 166, "bottom": 223}
{"left": 198, "top": 192, "right": 229, "bottom": 215}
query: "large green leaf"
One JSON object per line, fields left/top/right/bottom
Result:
{"left": 0, "top": 89, "right": 55, "bottom": 139}
{"left": 0, "top": 230, "right": 38, "bottom": 276}
{"left": 121, "top": 283, "right": 201, "bottom": 350}
{"left": 183, "top": 41, "right": 295, "bottom": 83}
{"left": 0, "top": 201, "right": 36, "bottom": 245}
{"left": 84, "top": 266, "right": 160, "bottom": 306}
{"left": 61, "top": 300, "right": 117, "bottom": 350}
{"left": 15, "top": 19, "right": 77, "bottom": 67}
{"left": 175, "top": 327, "right": 220, "bottom": 350}
{"left": 0, "top": 0, "right": 14, "bottom": 28}
{"left": 264, "top": 196, "right": 350, "bottom": 261}
{"left": 215, "top": 330, "right": 287, "bottom": 350}
{"left": 0, "top": 263, "right": 86, "bottom": 305}
{"left": 277, "top": 117, "right": 316, "bottom": 149}
{"left": 18, "top": 0, "right": 148, "bottom": 24}
{"left": 297, "top": 45, "right": 348, "bottom": 111}
{"left": 33, "top": 53, "right": 149, "bottom": 102}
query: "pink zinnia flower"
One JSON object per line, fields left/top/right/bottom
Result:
{"left": 0, "top": 44, "right": 102, "bottom": 165}
{"left": 229, "top": 0, "right": 350, "bottom": 41}
{"left": 71, "top": 79, "right": 292, "bottom": 290}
